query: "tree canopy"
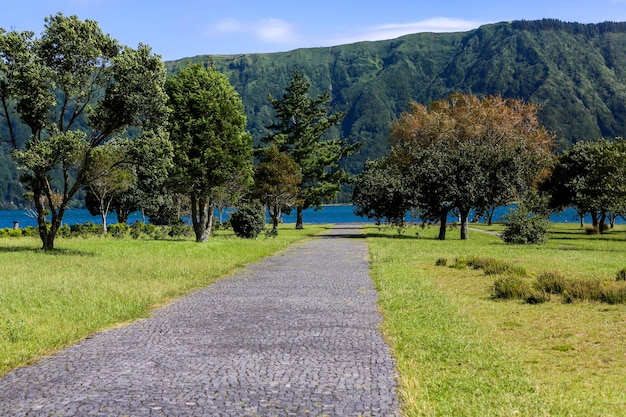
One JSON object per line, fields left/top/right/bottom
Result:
{"left": 0, "top": 13, "right": 169, "bottom": 249}
{"left": 541, "top": 138, "right": 626, "bottom": 231}
{"left": 263, "top": 70, "right": 360, "bottom": 228}
{"left": 354, "top": 93, "right": 555, "bottom": 239}
{"left": 165, "top": 62, "right": 253, "bottom": 242}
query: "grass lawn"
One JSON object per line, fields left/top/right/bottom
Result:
{"left": 0, "top": 225, "right": 326, "bottom": 377}
{"left": 367, "top": 223, "right": 626, "bottom": 417}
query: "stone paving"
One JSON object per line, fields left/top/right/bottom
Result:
{"left": 0, "top": 224, "right": 400, "bottom": 416}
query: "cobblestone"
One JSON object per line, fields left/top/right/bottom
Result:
{"left": 0, "top": 224, "right": 400, "bottom": 416}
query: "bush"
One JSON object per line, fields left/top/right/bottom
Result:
{"left": 616, "top": 268, "right": 626, "bottom": 281}
{"left": 108, "top": 223, "right": 129, "bottom": 238}
{"left": 493, "top": 275, "right": 531, "bottom": 299}
{"left": 168, "top": 221, "right": 192, "bottom": 238}
{"left": 230, "top": 202, "right": 265, "bottom": 239}
{"left": 600, "top": 282, "right": 626, "bottom": 304}
{"left": 535, "top": 271, "right": 569, "bottom": 294}
{"left": 524, "top": 290, "right": 551, "bottom": 304}
{"left": 501, "top": 208, "right": 549, "bottom": 244}
{"left": 564, "top": 278, "right": 605, "bottom": 302}
{"left": 58, "top": 224, "right": 72, "bottom": 238}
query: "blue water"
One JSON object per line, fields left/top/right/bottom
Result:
{"left": 0, "top": 205, "right": 622, "bottom": 229}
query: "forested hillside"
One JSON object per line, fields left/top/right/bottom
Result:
{"left": 168, "top": 19, "right": 626, "bottom": 170}
{"left": 3, "top": 19, "right": 626, "bottom": 208}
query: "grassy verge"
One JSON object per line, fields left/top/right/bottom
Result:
{"left": 0, "top": 225, "right": 326, "bottom": 376}
{"left": 367, "top": 223, "right": 626, "bottom": 416}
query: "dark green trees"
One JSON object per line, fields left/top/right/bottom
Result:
{"left": 542, "top": 138, "right": 626, "bottom": 232}
{"left": 354, "top": 94, "right": 555, "bottom": 240}
{"left": 166, "top": 63, "right": 253, "bottom": 242}
{"left": 263, "top": 70, "right": 360, "bottom": 229}
{"left": 253, "top": 144, "right": 302, "bottom": 233}
{"left": 0, "top": 13, "right": 169, "bottom": 249}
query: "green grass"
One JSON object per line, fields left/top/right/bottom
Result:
{"left": 0, "top": 225, "right": 326, "bottom": 376}
{"left": 367, "top": 223, "right": 626, "bottom": 416}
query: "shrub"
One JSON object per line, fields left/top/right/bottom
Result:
{"left": 535, "top": 271, "right": 569, "bottom": 294}
{"left": 21, "top": 226, "right": 38, "bottom": 237}
{"left": 564, "top": 278, "right": 605, "bottom": 302}
{"left": 167, "top": 221, "right": 192, "bottom": 238}
{"left": 493, "top": 275, "right": 530, "bottom": 299}
{"left": 616, "top": 268, "right": 626, "bottom": 281}
{"left": 108, "top": 223, "right": 129, "bottom": 239}
{"left": 0, "top": 228, "right": 24, "bottom": 238}
{"left": 524, "top": 290, "right": 551, "bottom": 304}
{"left": 599, "top": 282, "right": 626, "bottom": 304}
{"left": 230, "top": 202, "right": 265, "bottom": 239}
{"left": 501, "top": 208, "right": 549, "bottom": 244}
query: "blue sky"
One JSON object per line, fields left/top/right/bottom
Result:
{"left": 3, "top": 0, "right": 626, "bottom": 60}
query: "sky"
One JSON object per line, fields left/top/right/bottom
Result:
{"left": 3, "top": 0, "right": 626, "bottom": 61}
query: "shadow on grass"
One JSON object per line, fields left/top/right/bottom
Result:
{"left": 0, "top": 246, "right": 97, "bottom": 256}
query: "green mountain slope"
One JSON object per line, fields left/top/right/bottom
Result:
{"left": 3, "top": 19, "right": 626, "bottom": 207}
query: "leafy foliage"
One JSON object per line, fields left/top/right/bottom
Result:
{"left": 262, "top": 70, "right": 359, "bottom": 228}
{"left": 165, "top": 20, "right": 626, "bottom": 177}
{"left": 0, "top": 13, "right": 169, "bottom": 249}
{"left": 253, "top": 144, "right": 301, "bottom": 233}
{"left": 379, "top": 93, "right": 554, "bottom": 240}
{"left": 165, "top": 63, "right": 253, "bottom": 242}
{"left": 230, "top": 201, "right": 265, "bottom": 239}
{"left": 501, "top": 208, "right": 550, "bottom": 244}
{"left": 541, "top": 138, "right": 626, "bottom": 231}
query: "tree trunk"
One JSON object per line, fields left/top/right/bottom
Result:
{"left": 41, "top": 209, "right": 64, "bottom": 251}
{"left": 459, "top": 208, "right": 470, "bottom": 240}
{"left": 116, "top": 207, "right": 130, "bottom": 224}
{"left": 599, "top": 211, "right": 607, "bottom": 234}
{"left": 269, "top": 205, "right": 280, "bottom": 231}
{"left": 591, "top": 211, "right": 599, "bottom": 229}
{"left": 101, "top": 211, "right": 108, "bottom": 235}
{"left": 438, "top": 210, "right": 449, "bottom": 240}
{"left": 191, "top": 194, "right": 211, "bottom": 242}
{"left": 487, "top": 207, "right": 495, "bottom": 226}
{"left": 295, "top": 206, "right": 303, "bottom": 229}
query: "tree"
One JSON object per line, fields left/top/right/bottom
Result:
{"left": 0, "top": 14, "right": 169, "bottom": 250}
{"left": 263, "top": 70, "right": 360, "bottom": 229}
{"left": 165, "top": 63, "right": 253, "bottom": 242}
{"left": 352, "top": 157, "right": 411, "bottom": 227}
{"left": 253, "top": 144, "right": 302, "bottom": 233}
{"left": 389, "top": 94, "right": 554, "bottom": 240}
{"left": 84, "top": 141, "right": 134, "bottom": 235}
{"left": 109, "top": 130, "right": 174, "bottom": 224}
{"left": 541, "top": 138, "right": 626, "bottom": 232}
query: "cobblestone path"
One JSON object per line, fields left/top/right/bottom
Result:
{"left": 0, "top": 224, "right": 400, "bottom": 416}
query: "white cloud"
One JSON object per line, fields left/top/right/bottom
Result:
{"left": 207, "top": 17, "right": 300, "bottom": 45}
{"left": 256, "top": 18, "right": 298, "bottom": 42}
{"left": 331, "top": 17, "right": 486, "bottom": 45}
{"left": 204, "top": 16, "right": 485, "bottom": 53}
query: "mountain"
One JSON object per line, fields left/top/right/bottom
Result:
{"left": 167, "top": 19, "right": 626, "bottom": 170}
{"left": 3, "top": 19, "right": 626, "bottom": 208}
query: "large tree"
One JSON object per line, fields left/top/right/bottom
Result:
{"left": 165, "top": 63, "right": 253, "bottom": 242}
{"left": 389, "top": 93, "right": 554, "bottom": 240}
{"left": 0, "top": 14, "right": 169, "bottom": 249}
{"left": 352, "top": 157, "right": 412, "bottom": 227}
{"left": 542, "top": 138, "right": 626, "bottom": 232}
{"left": 263, "top": 70, "right": 360, "bottom": 229}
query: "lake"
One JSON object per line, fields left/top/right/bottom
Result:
{"left": 0, "top": 205, "right": 621, "bottom": 230}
